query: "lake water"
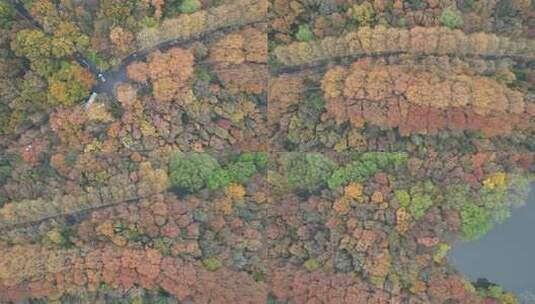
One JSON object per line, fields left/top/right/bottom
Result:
{"left": 449, "top": 184, "right": 535, "bottom": 303}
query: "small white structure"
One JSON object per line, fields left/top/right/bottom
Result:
{"left": 85, "top": 92, "right": 98, "bottom": 109}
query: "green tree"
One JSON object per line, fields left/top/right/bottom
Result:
{"left": 206, "top": 152, "right": 267, "bottom": 189}
{"left": 440, "top": 7, "right": 464, "bottom": 29}
{"left": 207, "top": 161, "right": 256, "bottom": 189}
{"left": 0, "top": 0, "right": 15, "bottom": 29}
{"left": 52, "top": 22, "right": 90, "bottom": 56}
{"left": 31, "top": 58, "right": 58, "bottom": 77}
{"left": 407, "top": 181, "right": 436, "bottom": 219}
{"left": 47, "top": 62, "right": 95, "bottom": 106}
{"left": 100, "top": 0, "right": 136, "bottom": 26}
{"left": 328, "top": 160, "right": 378, "bottom": 190}
{"left": 225, "top": 161, "right": 257, "bottom": 184}
{"left": 348, "top": 2, "right": 376, "bottom": 26}
{"left": 202, "top": 257, "right": 222, "bottom": 271}
{"left": 460, "top": 204, "right": 492, "bottom": 240}
{"left": 328, "top": 153, "right": 407, "bottom": 189}
{"left": 206, "top": 168, "right": 231, "bottom": 190}
{"left": 179, "top": 0, "right": 201, "bottom": 14}
{"left": 295, "top": 24, "right": 315, "bottom": 42}
{"left": 237, "top": 152, "right": 268, "bottom": 171}
{"left": 283, "top": 153, "right": 335, "bottom": 192}
{"left": 409, "top": 193, "right": 433, "bottom": 219}
{"left": 20, "top": 71, "right": 48, "bottom": 106}
{"left": 357, "top": 152, "right": 407, "bottom": 169}
{"left": 169, "top": 153, "right": 221, "bottom": 193}
{"left": 0, "top": 163, "right": 10, "bottom": 184}
{"left": 11, "top": 29, "right": 59, "bottom": 76}
{"left": 11, "top": 29, "right": 52, "bottom": 61}
{"left": 394, "top": 190, "right": 410, "bottom": 208}
{"left": 0, "top": 102, "right": 9, "bottom": 135}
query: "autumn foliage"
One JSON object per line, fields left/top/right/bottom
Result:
{"left": 136, "top": 0, "right": 268, "bottom": 50}
{"left": 209, "top": 26, "right": 267, "bottom": 94}
{"left": 273, "top": 26, "right": 535, "bottom": 66}
{"left": 109, "top": 26, "right": 134, "bottom": 54}
{"left": 47, "top": 62, "right": 96, "bottom": 106}
{"left": 0, "top": 153, "right": 531, "bottom": 303}
{"left": 0, "top": 0, "right": 533, "bottom": 302}
{"left": 127, "top": 47, "right": 194, "bottom": 103}
{"left": 0, "top": 244, "right": 268, "bottom": 303}
{"left": 320, "top": 59, "right": 532, "bottom": 136}
{"left": 268, "top": 74, "right": 303, "bottom": 121}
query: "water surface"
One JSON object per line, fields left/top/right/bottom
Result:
{"left": 450, "top": 184, "right": 535, "bottom": 302}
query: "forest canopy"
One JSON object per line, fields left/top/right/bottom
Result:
{"left": 0, "top": 0, "right": 533, "bottom": 303}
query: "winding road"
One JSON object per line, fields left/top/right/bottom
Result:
{"left": 13, "top": 1, "right": 182, "bottom": 97}
{"left": 12, "top": 1, "right": 263, "bottom": 96}
{"left": 0, "top": 0, "right": 265, "bottom": 154}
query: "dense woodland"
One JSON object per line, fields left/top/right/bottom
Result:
{"left": 0, "top": 0, "right": 533, "bottom": 303}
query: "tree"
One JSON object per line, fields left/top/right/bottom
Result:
{"left": 169, "top": 153, "right": 220, "bottom": 193}
{"left": 128, "top": 48, "right": 194, "bottom": 103}
{"left": 242, "top": 27, "right": 267, "bottom": 63}
{"left": 210, "top": 33, "right": 245, "bottom": 67}
{"left": 151, "top": 0, "right": 165, "bottom": 18}
{"left": 52, "top": 21, "right": 90, "bottom": 55}
{"left": 138, "top": 162, "right": 169, "bottom": 196}
{"left": 348, "top": 2, "right": 376, "bottom": 27}
{"left": 116, "top": 83, "right": 138, "bottom": 107}
{"left": 440, "top": 7, "right": 464, "bottom": 29}
{"left": 408, "top": 192, "right": 433, "bottom": 219}
{"left": 282, "top": 153, "right": 335, "bottom": 192}
{"left": 179, "top": 0, "right": 202, "bottom": 14}
{"left": 126, "top": 61, "right": 149, "bottom": 83}
{"left": 0, "top": 103, "right": 9, "bottom": 135}
{"left": 0, "top": 0, "right": 15, "bottom": 29}
{"left": 11, "top": 29, "right": 52, "bottom": 62}
{"left": 11, "top": 26, "right": 89, "bottom": 77}
{"left": 460, "top": 204, "right": 492, "bottom": 240}
{"left": 20, "top": 71, "right": 48, "bottom": 106}
{"left": 207, "top": 153, "right": 265, "bottom": 189}
{"left": 268, "top": 74, "right": 303, "bottom": 121}
{"left": 110, "top": 26, "right": 134, "bottom": 54}
{"left": 295, "top": 24, "right": 315, "bottom": 42}
{"left": 30, "top": 0, "right": 61, "bottom": 31}
{"left": 208, "top": 28, "right": 267, "bottom": 94}
{"left": 394, "top": 190, "right": 410, "bottom": 207}
{"left": 327, "top": 153, "right": 407, "bottom": 189}
{"left": 214, "top": 64, "right": 267, "bottom": 94}
{"left": 100, "top": 0, "right": 136, "bottom": 26}
{"left": 47, "top": 62, "right": 95, "bottom": 106}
